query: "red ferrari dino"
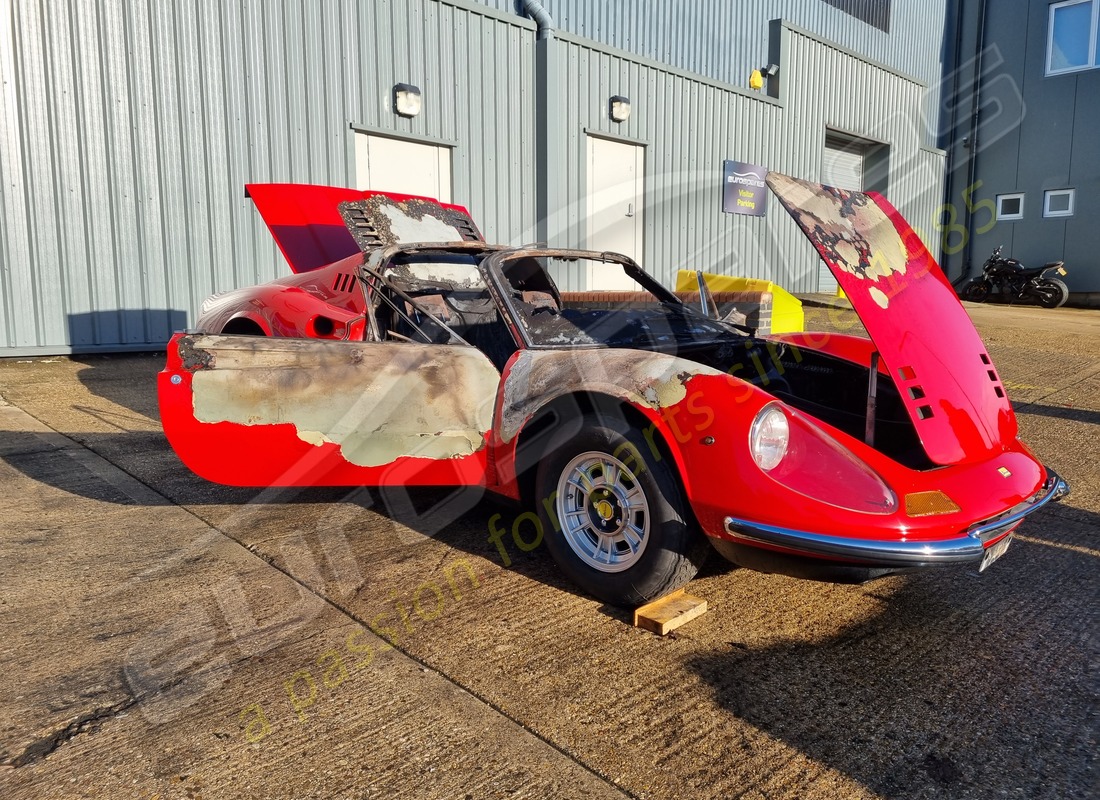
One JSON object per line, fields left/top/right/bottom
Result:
{"left": 159, "top": 174, "right": 1068, "bottom": 606}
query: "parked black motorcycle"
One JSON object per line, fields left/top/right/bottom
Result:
{"left": 961, "top": 246, "right": 1069, "bottom": 308}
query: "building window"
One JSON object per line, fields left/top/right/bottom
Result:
{"left": 1048, "top": 0, "right": 1099, "bottom": 74}
{"left": 1044, "top": 189, "right": 1075, "bottom": 218}
{"left": 996, "top": 193, "right": 1025, "bottom": 221}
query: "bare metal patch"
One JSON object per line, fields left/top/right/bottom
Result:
{"left": 339, "top": 196, "right": 482, "bottom": 251}
{"left": 767, "top": 173, "right": 907, "bottom": 309}
{"left": 185, "top": 335, "right": 498, "bottom": 467}
{"left": 383, "top": 260, "right": 486, "bottom": 294}
{"left": 379, "top": 206, "right": 465, "bottom": 245}
{"left": 500, "top": 349, "right": 724, "bottom": 443}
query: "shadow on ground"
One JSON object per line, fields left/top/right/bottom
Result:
{"left": 1016, "top": 401, "right": 1100, "bottom": 426}
{"left": 4, "top": 352, "right": 1096, "bottom": 798}
{"left": 686, "top": 504, "right": 1098, "bottom": 798}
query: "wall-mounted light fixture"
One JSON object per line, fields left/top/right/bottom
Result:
{"left": 609, "top": 95, "right": 631, "bottom": 123}
{"left": 393, "top": 83, "right": 422, "bottom": 117}
{"left": 749, "top": 64, "right": 780, "bottom": 91}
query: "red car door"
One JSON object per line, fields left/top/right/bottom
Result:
{"left": 159, "top": 334, "right": 501, "bottom": 487}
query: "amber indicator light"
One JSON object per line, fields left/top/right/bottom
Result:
{"left": 904, "top": 490, "right": 961, "bottom": 517}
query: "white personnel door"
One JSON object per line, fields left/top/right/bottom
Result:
{"left": 585, "top": 135, "right": 644, "bottom": 290}
{"left": 355, "top": 133, "right": 452, "bottom": 202}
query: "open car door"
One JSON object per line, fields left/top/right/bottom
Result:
{"left": 767, "top": 173, "right": 1017, "bottom": 466}
{"left": 159, "top": 186, "right": 500, "bottom": 487}
{"left": 158, "top": 334, "right": 500, "bottom": 487}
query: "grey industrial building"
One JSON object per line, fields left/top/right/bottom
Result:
{"left": 0, "top": 0, "right": 991, "bottom": 355}
{"left": 943, "top": 0, "right": 1100, "bottom": 301}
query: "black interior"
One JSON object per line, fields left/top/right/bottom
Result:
{"left": 371, "top": 253, "right": 931, "bottom": 471}
{"left": 376, "top": 287, "right": 516, "bottom": 371}
{"left": 680, "top": 339, "right": 933, "bottom": 470}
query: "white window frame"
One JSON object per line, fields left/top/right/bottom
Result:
{"left": 996, "top": 193, "right": 1025, "bottom": 221}
{"left": 1047, "top": 0, "right": 1099, "bottom": 75}
{"left": 1043, "top": 188, "right": 1076, "bottom": 218}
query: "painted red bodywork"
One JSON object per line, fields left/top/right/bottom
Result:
{"left": 158, "top": 341, "right": 489, "bottom": 488}
{"left": 159, "top": 176, "right": 1062, "bottom": 574}
{"left": 648, "top": 372, "right": 1044, "bottom": 547}
{"left": 479, "top": 357, "right": 1044, "bottom": 549}
{"left": 768, "top": 331, "right": 883, "bottom": 371}
{"left": 193, "top": 185, "right": 481, "bottom": 338}
{"left": 197, "top": 252, "right": 370, "bottom": 338}
{"left": 245, "top": 183, "right": 482, "bottom": 274}
{"left": 766, "top": 174, "right": 1016, "bottom": 467}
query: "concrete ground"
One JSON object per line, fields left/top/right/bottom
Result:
{"left": 0, "top": 302, "right": 1096, "bottom": 799}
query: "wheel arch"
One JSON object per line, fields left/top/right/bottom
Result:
{"left": 493, "top": 349, "right": 769, "bottom": 519}
{"left": 522, "top": 392, "right": 714, "bottom": 606}
{"left": 221, "top": 315, "right": 269, "bottom": 336}
{"left": 510, "top": 390, "right": 689, "bottom": 509}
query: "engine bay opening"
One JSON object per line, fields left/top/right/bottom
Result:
{"left": 679, "top": 340, "right": 935, "bottom": 471}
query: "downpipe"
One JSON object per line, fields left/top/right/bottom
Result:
{"left": 957, "top": 0, "right": 990, "bottom": 286}
{"left": 522, "top": 0, "right": 555, "bottom": 40}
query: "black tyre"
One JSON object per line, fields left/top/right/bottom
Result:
{"left": 535, "top": 413, "right": 709, "bottom": 607}
{"left": 962, "top": 280, "right": 992, "bottom": 302}
{"left": 1033, "top": 278, "right": 1069, "bottom": 309}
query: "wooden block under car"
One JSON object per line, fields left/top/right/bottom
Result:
{"left": 633, "top": 589, "right": 708, "bottom": 635}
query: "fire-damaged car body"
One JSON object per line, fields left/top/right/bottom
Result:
{"left": 159, "top": 174, "right": 1068, "bottom": 606}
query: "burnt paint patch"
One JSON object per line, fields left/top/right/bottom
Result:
{"left": 767, "top": 173, "right": 907, "bottom": 308}
{"left": 339, "top": 196, "right": 482, "bottom": 252}
{"left": 178, "top": 336, "right": 215, "bottom": 371}
{"left": 499, "top": 349, "right": 725, "bottom": 443}
{"left": 186, "top": 335, "right": 499, "bottom": 467}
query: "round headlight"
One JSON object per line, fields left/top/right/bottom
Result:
{"left": 750, "top": 404, "right": 789, "bottom": 471}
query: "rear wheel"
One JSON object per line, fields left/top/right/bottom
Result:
{"left": 962, "top": 280, "right": 992, "bottom": 302}
{"left": 535, "top": 413, "right": 708, "bottom": 607}
{"left": 1033, "top": 278, "right": 1069, "bottom": 309}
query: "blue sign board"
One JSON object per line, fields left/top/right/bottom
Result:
{"left": 722, "top": 161, "right": 768, "bottom": 216}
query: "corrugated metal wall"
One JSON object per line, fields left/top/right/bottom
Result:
{"left": 780, "top": 25, "right": 946, "bottom": 289}
{"left": 1, "top": 0, "right": 946, "bottom": 353}
{"left": 547, "top": 24, "right": 945, "bottom": 293}
{"left": 548, "top": 32, "right": 794, "bottom": 290}
{"left": 479, "top": 0, "right": 948, "bottom": 146}
{"left": 0, "top": 0, "right": 537, "bottom": 353}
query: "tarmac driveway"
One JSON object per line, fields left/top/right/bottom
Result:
{"left": 0, "top": 302, "right": 1096, "bottom": 799}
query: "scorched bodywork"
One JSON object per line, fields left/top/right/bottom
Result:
{"left": 158, "top": 175, "right": 1068, "bottom": 606}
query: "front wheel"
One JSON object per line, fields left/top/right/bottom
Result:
{"left": 1032, "top": 278, "right": 1069, "bottom": 309}
{"left": 962, "top": 279, "right": 993, "bottom": 302}
{"left": 535, "top": 413, "right": 708, "bottom": 606}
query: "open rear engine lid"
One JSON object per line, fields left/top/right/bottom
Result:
{"left": 245, "top": 184, "right": 483, "bottom": 273}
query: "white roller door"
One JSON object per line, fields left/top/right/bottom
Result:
{"left": 823, "top": 137, "right": 866, "bottom": 191}
{"left": 819, "top": 136, "right": 868, "bottom": 291}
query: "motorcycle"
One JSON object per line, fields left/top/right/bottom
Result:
{"left": 962, "top": 246, "right": 1070, "bottom": 308}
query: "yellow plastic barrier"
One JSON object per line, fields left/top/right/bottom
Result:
{"left": 674, "top": 270, "right": 805, "bottom": 333}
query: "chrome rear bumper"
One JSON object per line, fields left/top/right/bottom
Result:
{"left": 722, "top": 470, "right": 1069, "bottom": 568}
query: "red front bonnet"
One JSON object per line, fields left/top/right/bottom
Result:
{"left": 767, "top": 173, "right": 1017, "bottom": 466}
